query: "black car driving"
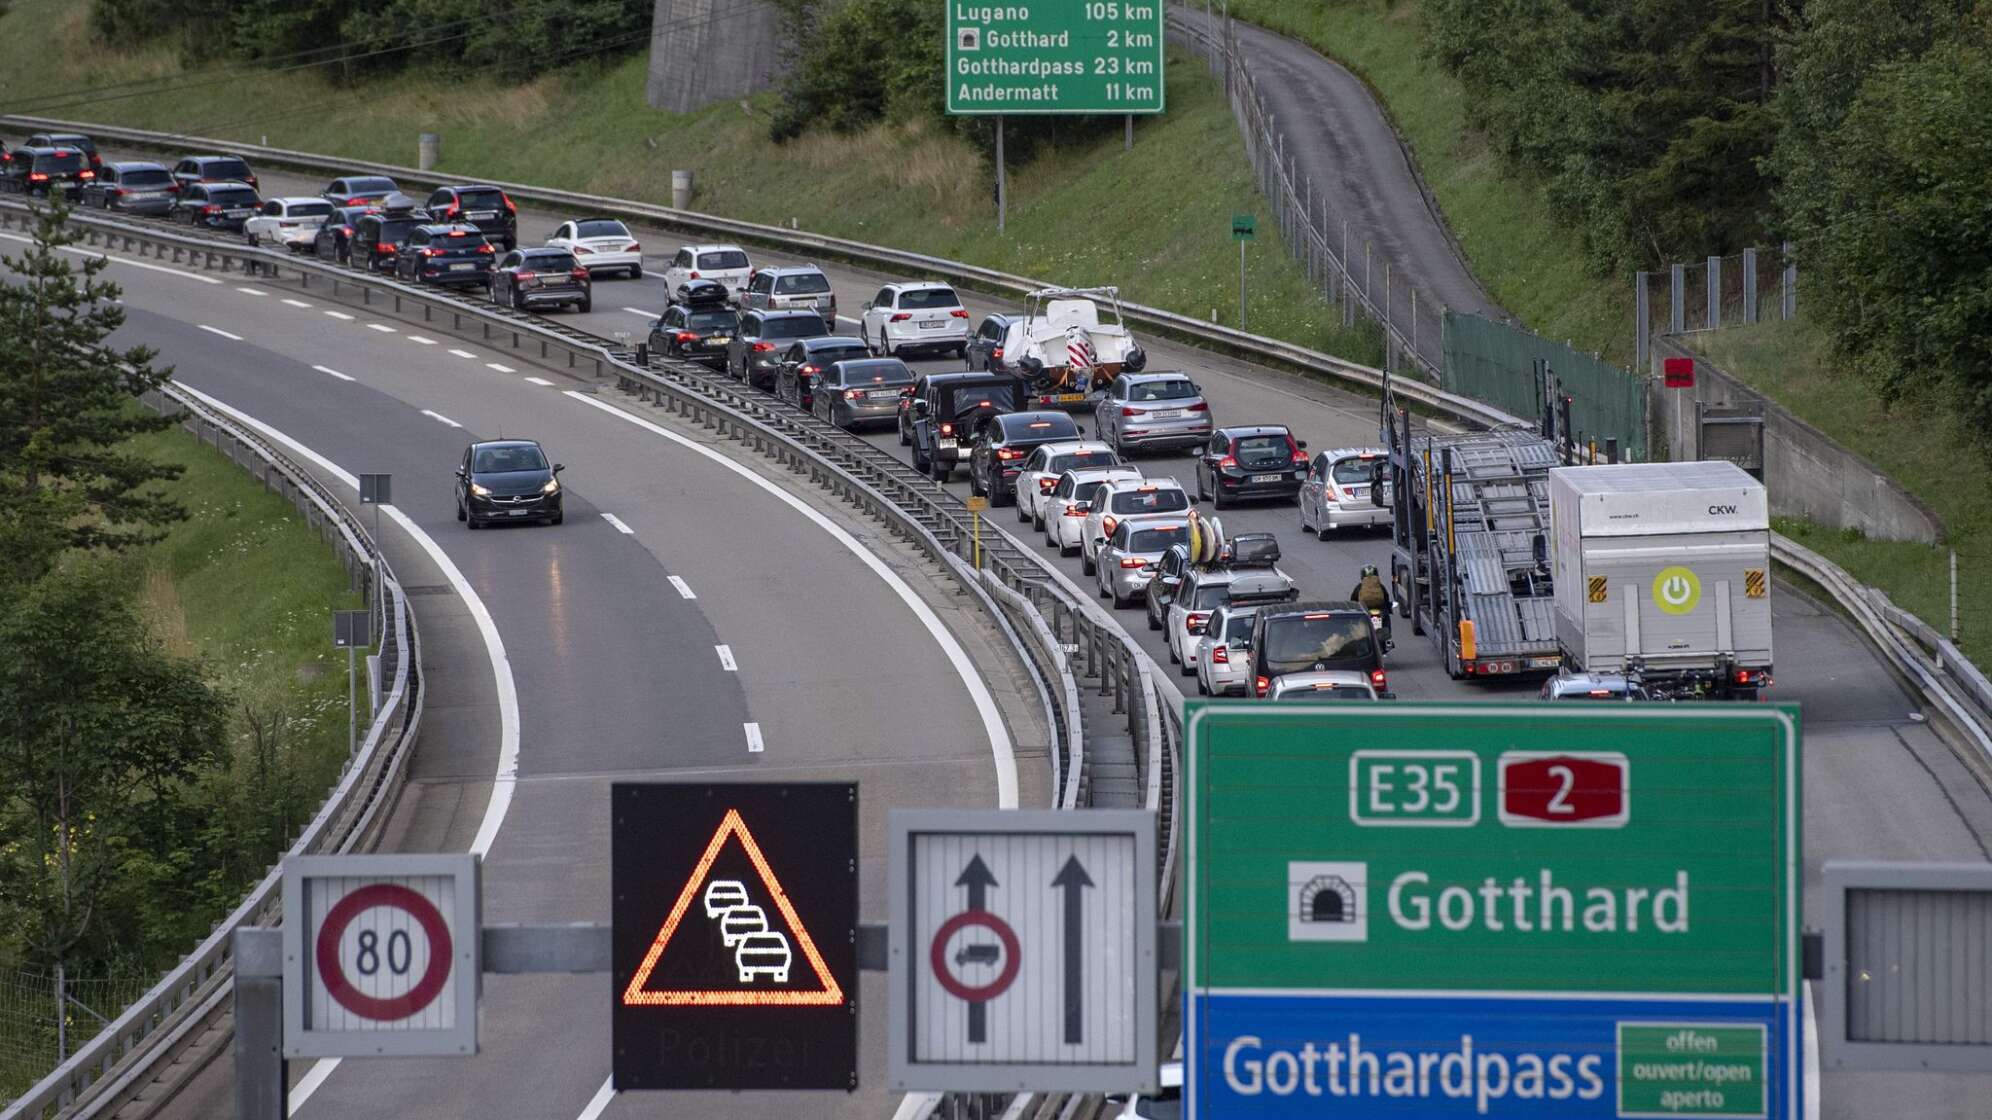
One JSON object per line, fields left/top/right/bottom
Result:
{"left": 968, "top": 410, "right": 1083, "bottom": 506}
{"left": 489, "top": 247, "right": 592, "bottom": 312}
{"left": 424, "top": 184, "right": 517, "bottom": 250}
{"left": 1194, "top": 425, "right": 1310, "bottom": 508}
{"left": 776, "top": 335, "right": 870, "bottom": 410}
{"left": 395, "top": 223, "right": 495, "bottom": 288}
{"left": 813, "top": 358, "right": 915, "bottom": 429}
{"left": 649, "top": 299, "right": 740, "bottom": 368}
{"left": 1248, "top": 600, "right": 1389, "bottom": 699}
{"left": 312, "top": 205, "right": 377, "bottom": 265}
{"left": 170, "top": 180, "right": 261, "bottom": 230}
{"left": 455, "top": 440, "right": 564, "bottom": 528}
{"left": 4, "top": 147, "right": 93, "bottom": 198}
{"left": 908, "top": 372, "right": 1027, "bottom": 483}
{"left": 349, "top": 204, "right": 431, "bottom": 273}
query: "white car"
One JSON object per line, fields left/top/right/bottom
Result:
{"left": 1081, "top": 477, "right": 1190, "bottom": 575}
{"left": 243, "top": 197, "right": 334, "bottom": 252}
{"left": 1014, "top": 441, "right": 1122, "bottom": 528}
{"left": 1269, "top": 670, "right": 1382, "bottom": 701}
{"left": 1045, "top": 467, "right": 1143, "bottom": 555}
{"left": 1168, "top": 568, "right": 1295, "bottom": 672}
{"left": 859, "top": 281, "right": 971, "bottom": 358}
{"left": 1196, "top": 604, "right": 1261, "bottom": 696}
{"left": 663, "top": 243, "right": 752, "bottom": 302}
{"left": 546, "top": 218, "right": 643, "bottom": 279}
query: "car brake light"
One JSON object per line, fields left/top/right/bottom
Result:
{"left": 1255, "top": 676, "right": 1270, "bottom": 697}
{"left": 890, "top": 313, "right": 912, "bottom": 322}
{"left": 1038, "top": 478, "right": 1057, "bottom": 492}
{"left": 376, "top": 242, "right": 394, "bottom": 253}
{"left": 78, "top": 169, "right": 94, "bottom": 180}
{"left": 674, "top": 331, "right": 699, "bottom": 343}
{"left": 27, "top": 173, "right": 47, "bottom": 182}
{"left": 419, "top": 247, "right": 441, "bottom": 257}
{"left": 444, "top": 202, "right": 460, "bottom": 218}
{"left": 203, "top": 204, "right": 222, "bottom": 214}
{"left": 246, "top": 175, "right": 257, "bottom": 188}
{"left": 1218, "top": 455, "right": 1236, "bottom": 469}
{"left": 449, "top": 229, "right": 469, "bottom": 237}
{"left": 1121, "top": 407, "right": 1140, "bottom": 416}
{"left": 515, "top": 270, "right": 537, "bottom": 284}
{"left": 800, "top": 364, "right": 820, "bottom": 375}
{"left": 1187, "top": 401, "right": 1210, "bottom": 412}
{"left": 1120, "top": 557, "right": 1147, "bottom": 569}
{"left": 574, "top": 245, "right": 594, "bottom": 254}
{"left": 951, "top": 309, "right": 970, "bottom": 318}
{"left": 573, "top": 267, "right": 590, "bottom": 280}
{"left": 500, "top": 192, "right": 517, "bottom": 214}
{"left": 1588, "top": 689, "right": 1613, "bottom": 698}
{"left": 476, "top": 244, "right": 494, "bottom": 254}
{"left": 348, "top": 197, "right": 367, "bottom": 205}
{"left": 689, "top": 270, "right": 700, "bottom": 279}
{"left": 1187, "top": 612, "right": 1211, "bottom": 633}
{"left": 991, "top": 347, "right": 1004, "bottom": 359}
{"left": 1102, "top": 515, "right": 1118, "bottom": 535}
{"left": 940, "top": 422, "right": 954, "bottom": 436}
{"left": 844, "top": 389, "right": 863, "bottom": 400}
{"left": 1370, "top": 668, "right": 1388, "bottom": 688}
{"left": 1212, "top": 645, "right": 1229, "bottom": 665}
{"left": 1735, "top": 669, "right": 1755, "bottom": 684}
{"left": 997, "top": 448, "right": 1022, "bottom": 461}
{"left": 751, "top": 341, "right": 775, "bottom": 352}
{"left": 626, "top": 242, "right": 640, "bottom": 252}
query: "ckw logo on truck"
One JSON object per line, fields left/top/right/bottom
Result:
{"left": 1653, "top": 566, "right": 1701, "bottom": 615}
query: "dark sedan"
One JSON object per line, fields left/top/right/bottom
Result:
{"left": 968, "top": 410, "right": 1083, "bottom": 506}
{"left": 4, "top": 147, "right": 93, "bottom": 199}
{"left": 170, "top": 181, "right": 261, "bottom": 231}
{"left": 322, "top": 175, "right": 401, "bottom": 207}
{"left": 82, "top": 161, "right": 176, "bottom": 214}
{"left": 812, "top": 358, "right": 915, "bottom": 429}
{"left": 489, "top": 247, "right": 591, "bottom": 312}
{"left": 648, "top": 301, "right": 739, "bottom": 368}
{"left": 312, "top": 205, "right": 377, "bottom": 265}
{"left": 1193, "top": 425, "right": 1310, "bottom": 508}
{"left": 395, "top": 224, "right": 495, "bottom": 288}
{"left": 776, "top": 336, "right": 870, "bottom": 410}
{"left": 966, "top": 313, "right": 1016, "bottom": 372}
{"left": 171, "top": 154, "right": 258, "bottom": 193}
{"left": 455, "top": 440, "right": 564, "bottom": 528}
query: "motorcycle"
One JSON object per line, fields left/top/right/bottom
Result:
{"left": 1368, "top": 606, "right": 1395, "bottom": 655}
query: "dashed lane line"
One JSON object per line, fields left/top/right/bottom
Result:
{"left": 420, "top": 409, "right": 462, "bottom": 428}
{"left": 744, "top": 722, "right": 765, "bottom": 753}
{"left": 311, "top": 364, "right": 356, "bottom": 382}
{"left": 600, "top": 513, "right": 634, "bottom": 535}
{"left": 667, "top": 575, "right": 696, "bottom": 600}
{"left": 408, "top": 335, "right": 438, "bottom": 345}
{"left": 487, "top": 362, "right": 516, "bottom": 373}
{"left": 324, "top": 310, "right": 355, "bottom": 321}
{"left": 448, "top": 348, "right": 477, "bottom": 359}
{"left": 282, "top": 298, "right": 312, "bottom": 308}
{"left": 715, "top": 645, "right": 737, "bottom": 671}
{"left": 524, "top": 376, "right": 555, "bottom": 387}
{"left": 197, "top": 324, "right": 243, "bottom": 341}
{"left": 236, "top": 286, "right": 268, "bottom": 296}
{"left": 366, "top": 323, "right": 396, "bottom": 333}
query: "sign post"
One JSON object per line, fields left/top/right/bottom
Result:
{"left": 888, "top": 809, "right": 1157, "bottom": 1093}
{"left": 1185, "top": 702, "right": 1802, "bottom": 1119}
{"left": 1232, "top": 214, "right": 1256, "bottom": 329}
{"left": 612, "top": 783, "right": 858, "bottom": 1091}
{"left": 332, "top": 609, "right": 371, "bottom": 755}
{"left": 966, "top": 494, "right": 989, "bottom": 567}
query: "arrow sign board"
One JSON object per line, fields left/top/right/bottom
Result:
{"left": 281, "top": 854, "right": 480, "bottom": 1058}
{"left": 611, "top": 782, "right": 857, "bottom": 1091}
{"left": 888, "top": 809, "right": 1157, "bottom": 1093}
{"left": 1185, "top": 702, "right": 1802, "bottom": 1119}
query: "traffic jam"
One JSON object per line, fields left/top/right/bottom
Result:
{"left": 0, "top": 131, "right": 1773, "bottom": 706}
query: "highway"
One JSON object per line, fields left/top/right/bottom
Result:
{"left": 31, "top": 148, "right": 1992, "bottom": 1117}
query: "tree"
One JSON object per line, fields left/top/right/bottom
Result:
{"left": 0, "top": 198, "right": 184, "bottom": 587}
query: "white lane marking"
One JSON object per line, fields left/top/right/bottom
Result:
{"left": 197, "top": 324, "right": 243, "bottom": 341}
{"left": 408, "top": 334, "right": 438, "bottom": 345}
{"left": 171, "top": 384, "right": 519, "bottom": 1116}
{"left": 366, "top": 323, "right": 396, "bottom": 333}
{"left": 569, "top": 391, "right": 1018, "bottom": 807}
{"left": 667, "top": 575, "right": 696, "bottom": 600}
{"left": 324, "top": 310, "right": 355, "bottom": 321}
{"left": 891, "top": 1093, "right": 943, "bottom": 1120}
{"left": 715, "top": 644, "right": 737, "bottom": 671}
{"left": 744, "top": 722, "right": 765, "bottom": 753}
{"left": 311, "top": 364, "right": 356, "bottom": 382}
{"left": 836, "top": 315, "right": 861, "bottom": 327}
{"left": 487, "top": 362, "right": 516, "bottom": 373}
{"left": 420, "top": 409, "right": 462, "bottom": 428}
{"left": 622, "top": 307, "right": 652, "bottom": 318}
{"left": 600, "top": 513, "right": 634, "bottom": 534}
{"left": 0, "top": 232, "right": 223, "bottom": 283}
{"left": 449, "top": 348, "right": 477, "bottom": 359}
{"left": 524, "top": 376, "right": 555, "bottom": 387}
{"left": 574, "top": 1078, "right": 615, "bottom": 1120}
{"left": 282, "top": 298, "right": 312, "bottom": 308}
{"left": 236, "top": 286, "right": 268, "bottom": 296}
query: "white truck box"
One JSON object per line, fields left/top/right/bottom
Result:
{"left": 1549, "top": 462, "right": 1772, "bottom": 679}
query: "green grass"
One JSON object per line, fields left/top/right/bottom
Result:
{"left": 1690, "top": 320, "right": 1986, "bottom": 662}
{"left": 1218, "top": 0, "right": 1631, "bottom": 363}
{"left": 0, "top": 0, "right": 1375, "bottom": 364}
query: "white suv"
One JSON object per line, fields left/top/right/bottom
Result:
{"left": 1080, "top": 477, "right": 1190, "bottom": 575}
{"left": 1015, "top": 441, "right": 1122, "bottom": 528}
{"left": 860, "top": 282, "right": 971, "bottom": 358}
{"left": 1045, "top": 467, "right": 1143, "bottom": 554}
{"left": 663, "top": 243, "right": 752, "bottom": 302}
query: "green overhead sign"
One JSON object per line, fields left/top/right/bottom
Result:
{"left": 1185, "top": 702, "right": 1802, "bottom": 1120}
{"left": 946, "top": 0, "right": 1167, "bottom": 115}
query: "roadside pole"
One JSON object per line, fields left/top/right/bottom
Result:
{"left": 1232, "top": 214, "right": 1256, "bottom": 330}
{"left": 967, "top": 496, "right": 988, "bottom": 568}
{"left": 332, "top": 610, "right": 371, "bottom": 756}
{"left": 996, "top": 117, "right": 1006, "bottom": 233}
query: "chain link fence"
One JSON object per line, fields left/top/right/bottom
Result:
{"left": 0, "top": 969, "right": 154, "bottom": 1103}
{"left": 1443, "top": 312, "right": 1649, "bottom": 459}
{"left": 1635, "top": 244, "right": 1800, "bottom": 369}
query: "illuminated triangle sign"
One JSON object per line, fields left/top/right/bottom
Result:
{"left": 621, "top": 808, "right": 844, "bottom": 1007}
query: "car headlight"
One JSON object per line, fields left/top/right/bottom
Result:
{"left": 469, "top": 483, "right": 491, "bottom": 497}
{"left": 541, "top": 479, "right": 560, "bottom": 494}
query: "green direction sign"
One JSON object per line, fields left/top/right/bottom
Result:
{"left": 1185, "top": 702, "right": 1802, "bottom": 1119}
{"left": 1232, "top": 213, "right": 1256, "bottom": 241}
{"left": 947, "top": 0, "right": 1167, "bottom": 115}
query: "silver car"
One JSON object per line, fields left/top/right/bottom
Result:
{"left": 1045, "top": 467, "right": 1143, "bottom": 554}
{"left": 1269, "top": 670, "right": 1381, "bottom": 701}
{"left": 1082, "top": 477, "right": 1190, "bottom": 574}
{"left": 1298, "top": 447, "right": 1391, "bottom": 536}
{"left": 1095, "top": 517, "right": 1191, "bottom": 608}
{"left": 813, "top": 357, "right": 915, "bottom": 428}
{"left": 1539, "top": 669, "right": 1649, "bottom": 701}
{"left": 1196, "top": 604, "right": 1261, "bottom": 696}
{"left": 1094, "top": 372, "right": 1214, "bottom": 455}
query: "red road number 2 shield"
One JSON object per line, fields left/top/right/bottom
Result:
{"left": 1498, "top": 752, "right": 1630, "bottom": 828}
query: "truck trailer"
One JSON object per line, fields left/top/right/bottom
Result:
{"left": 1547, "top": 460, "right": 1773, "bottom": 700}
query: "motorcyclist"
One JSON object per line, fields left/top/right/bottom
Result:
{"left": 1351, "top": 564, "right": 1393, "bottom": 648}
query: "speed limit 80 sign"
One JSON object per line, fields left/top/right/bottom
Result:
{"left": 282, "top": 854, "right": 480, "bottom": 1058}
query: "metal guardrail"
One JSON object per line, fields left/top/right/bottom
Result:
{"left": 0, "top": 380, "right": 423, "bottom": 1120}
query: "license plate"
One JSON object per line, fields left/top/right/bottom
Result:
{"left": 704, "top": 338, "right": 728, "bottom": 347}
{"left": 468, "top": 211, "right": 497, "bottom": 220}
{"left": 1531, "top": 657, "right": 1563, "bottom": 669}
{"left": 225, "top": 209, "right": 250, "bottom": 217}
{"left": 134, "top": 191, "right": 164, "bottom": 199}
{"left": 1151, "top": 409, "right": 1181, "bottom": 420}
{"left": 868, "top": 389, "right": 896, "bottom": 399}
{"left": 507, "top": 509, "right": 527, "bottom": 517}
{"left": 920, "top": 320, "right": 944, "bottom": 329}
{"left": 1048, "top": 392, "right": 1087, "bottom": 404}
{"left": 1251, "top": 474, "right": 1282, "bottom": 483}
{"left": 937, "top": 438, "right": 957, "bottom": 449}
{"left": 449, "top": 263, "right": 473, "bottom": 271}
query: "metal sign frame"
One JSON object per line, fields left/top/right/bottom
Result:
{"left": 281, "top": 854, "right": 480, "bottom": 1058}
{"left": 1821, "top": 861, "right": 1992, "bottom": 1073}
{"left": 887, "top": 808, "right": 1158, "bottom": 1093}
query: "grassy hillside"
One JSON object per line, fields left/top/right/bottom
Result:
{"left": 0, "top": 0, "right": 1376, "bottom": 363}
{"left": 1222, "top": 0, "right": 1631, "bottom": 363}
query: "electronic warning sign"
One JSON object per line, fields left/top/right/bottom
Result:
{"left": 611, "top": 782, "right": 858, "bottom": 1091}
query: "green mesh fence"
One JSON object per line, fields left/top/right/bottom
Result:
{"left": 1441, "top": 312, "right": 1648, "bottom": 460}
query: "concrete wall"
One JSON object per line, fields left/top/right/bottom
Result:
{"left": 646, "top": 0, "right": 785, "bottom": 115}
{"left": 1652, "top": 335, "right": 1944, "bottom": 544}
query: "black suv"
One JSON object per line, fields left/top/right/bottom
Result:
{"left": 425, "top": 184, "right": 517, "bottom": 250}
{"left": 4, "top": 147, "right": 93, "bottom": 198}
{"left": 1249, "top": 600, "right": 1389, "bottom": 699}
{"left": 776, "top": 336, "right": 870, "bottom": 410}
{"left": 396, "top": 224, "right": 495, "bottom": 287}
{"left": 649, "top": 298, "right": 740, "bottom": 369}
{"left": 1194, "top": 425, "right": 1310, "bottom": 508}
{"left": 455, "top": 440, "right": 564, "bottom": 528}
{"left": 489, "top": 247, "right": 591, "bottom": 312}
{"left": 966, "top": 313, "right": 1017, "bottom": 373}
{"left": 969, "top": 410, "right": 1082, "bottom": 505}
{"left": 907, "top": 372, "right": 1027, "bottom": 482}
{"left": 82, "top": 161, "right": 175, "bottom": 214}
{"left": 170, "top": 180, "right": 261, "bottom": 230}
{"left": 728, "top": 309, "right": 829, "bottom": 390}
{"left": 26, "top": 132, "right": 100, "bottom": 171}
{"left": 350, "top": 205, "right": 432, "bottom": 273}
{"left": 171, "top": 154, "right": 258, "bottom": 193}
{"left": 312, "top": 204, "right": 376, "bottom": 264}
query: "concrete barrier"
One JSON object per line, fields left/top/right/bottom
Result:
{"left": 1652, "top": 335, "right": 1944, "bottom": 544}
